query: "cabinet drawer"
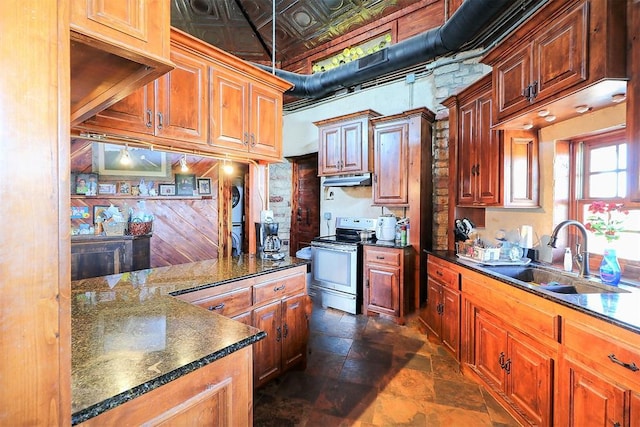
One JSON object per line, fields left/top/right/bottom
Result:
{"left": 366, "top": 248, "right": 400, "bottom": 266}
{"left": 191, "top": 287, "right": 252, "bottom": 317}
{"left": 427, "top": 257, "right": 459, "bottom": 290}
{"left": 254, "top": 273, "right": 305, "bottom": 305}
{"left": 563, "top": 319, "right": 640, "bottom": 387}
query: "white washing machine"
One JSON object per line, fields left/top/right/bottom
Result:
{"left": 231, "top": 224, "right": 243, "bottom": 256}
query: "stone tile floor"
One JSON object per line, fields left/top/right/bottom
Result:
{"left": 254, "top": 302, "right": 521, "bottom": 426}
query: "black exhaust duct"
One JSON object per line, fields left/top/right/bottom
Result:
{"left": 256, "top": 0, "right": 514, "bottom": 98}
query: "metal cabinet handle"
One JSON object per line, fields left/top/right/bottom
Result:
{"left": 436, "top": 270, "right": 443, "bottom": 277}
{"left": 145, "top": 109, "right": 153, "bottom": 128}
{"left": 283, "top": 323, "right": 289, "bottom": 339}
{"left": 208, "top": 303, "right": 225, "bottom": 311}
{"left": 376, "top": 256, "right": 385, "bottom": 260}
{"left": 276, "top": 326, "right": 281, "bottom": 342}
{"left": 157, "top": 112, "right": 163, "bottom": 130}
{"left": 504, "top": 359, "right": 511, "bottom": 375}
{"left": 273, "top": 284, "right": 285, "bottom": 292}
{"left": 243, "top": 132, "right": 249, "bottom": 146}
{"left": 608, "top": 353, "right": 639, "bottom": 372}
{"left": 499, "top": 352, "right": 506, "bottom": 369}
{"left": 250, "top": 133, "right": 256, "bottom": 147}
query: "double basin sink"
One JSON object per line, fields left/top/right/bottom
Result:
{"left": 481, "top": 264, "right": 630, "bottom": 295}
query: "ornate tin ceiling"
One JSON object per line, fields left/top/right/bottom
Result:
{"left": 171, "top": 0, "right": 418, "bottom": 64}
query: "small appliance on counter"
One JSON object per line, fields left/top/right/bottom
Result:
{"left": 376, "top": 215, "right": 397, "bottom": 241}
{"left": 255, "top": 215, "right": 284, "bottom": 260}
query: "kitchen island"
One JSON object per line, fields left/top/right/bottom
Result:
{"left": 71, "top": 255, "right": 309, "bottom": 425}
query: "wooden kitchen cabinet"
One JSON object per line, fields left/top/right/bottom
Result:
{"left": 423, "top": 255, "right": 460, "bottom": 360}
{"left": 314, "top": 110, "right": 381, "bottom": 176}
{"left": 372, "top": 120, "right": 409, "bottom": 206}
{"left": 557, "top": 315, "right": 640, "bottom": 427}
{"left": 210, "top": 66, "right": 284, "bottom": 160}
{"left": 80, "top": 30, "right": 208, "bottom": 146}
{"left": 70, "top": 0, "right": 173, "bottom": 125}
{"left": 71, "top": 235, "right": 150, "bottom": 280}
{"left": 363, "top": 245, "right": 413, "bottom": 325}
{"left": 78, "top": 345, "right": 253, "bottom": 426}
{"left": 484, "top": 0, "right": 627, "bottom": 128}
{"left": 502, "top": 130, "right": 539, "bottom": 208}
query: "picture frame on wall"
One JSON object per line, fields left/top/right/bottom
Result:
{"left": 98, "top": 183, "right": 117, "bottom": 195}
{"left": 159, "top": 184, "right": 176, "bottom": 196}
{"left": 197, "top": 178, "right": 212, "bottom": 195}
{"left": 75, "top": 173, "right": 98, "bottom": 196}
{"left": 117, "top": 181, "right": 130, "bottom": 195}
{"left": 71, "top": 206, "right": 90, "bottom": 220}
{"left": 175, "top": 174, "right": 196, "bottom": 196}
{"left": 93, "top": 205, "right": 111, "bottom": 222}
{"left": 93, "top": 143, "right": 171, "bottom": 179}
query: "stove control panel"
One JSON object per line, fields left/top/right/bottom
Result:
{"left": 335, "top": 217, "right": 376, "bottom": 231}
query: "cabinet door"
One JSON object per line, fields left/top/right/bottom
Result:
{"left": 493, "top": 43, "right": 532, "bottom": 122}
{"left": 425, "top": 278, "right": 442, "bottom": 340}
{"left": 441, "top": 287, "right": 460, "bottom": 360}
{"left": 373, "top": 122, "right": 409, "bottom": 206}
{"left": 533, "top": 1, "right": 588, "bottom": 103}
{"left": 281, "top": 294, "right": 310, "bottom": 372}
{"left": 210, "top": 66, "right": 249, "bottom": 151}
{"left": 83, "top": 83, "right": 155, "bottom": 134}
{"left": 249, "top": 83, "right": 282, "bottom": 159}
{"left": 475, "top": 92, "right": 500, "bottom": 205}
{"left": 457, "top": 99, "right": 476, "bottom": 205}
{"left": 506, "top": 334, "right": 553, "bottom": 426}
{"left": 474, "top": 310, "right": 508, "bottom": 392}
{"left": 252, "top": 301, "right": 282, "bottom": 387}
{"left": 503, "top": 130, "right": 539, "bottom": 207}
{"left": 155, "top": 46, "right": 208, "bottom": 143}
{"left": 631, "top": 391, "right": 640, "bottom": 427}
{"left": 341, "top": 120, "right": 366, "bottom": 173}
{"left": 365, "top": 264, "right": 400, "bottom": 316}
{"left": 318, "top": 125, "right": 342, "bottom": 175}
{"left": 71, "top": 240, "right": 128, "bottom": 280}
{"left": 70, "top": 0, "right": 168, "bottom": 57}
{"left": 559, "top": 356, "right": 627, "bottom": 427}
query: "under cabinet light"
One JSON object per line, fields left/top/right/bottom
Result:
{"left": 611, "top": 93, "right": 626, "bottom": 103}
{"left": 180, "top": 154, "right": 189, "bottom": 172}
{"left": 544, "top": 115, "right": 557, "bottom": 122}
{"left": 523, "top": 123, "right": 534, "bottom": 130}
{"left": 575, "top": 105, "right": 590, "bottom": 114}
{"left": 120, "top": 144, "right": 131, "bottom": 165}
{"left": 223, "top": 159, "right": 234, "bottom": 175}
{"left": 537, "top": 109, "right": 550, "bottom": 117}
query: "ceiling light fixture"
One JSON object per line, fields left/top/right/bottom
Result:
{"left": 119, "top": 144, "right": 131, "bottom": 165}
{"left": 223, "top": 158, "right": 234, "bottom": 175}
{"left": 575, "top": 105, "right": 590, "bottom": 114}
{"left": 180, "top": 154, "right": 189, "bottom": 172}
{"left": 537, "top": 109, "right": 550, "bottom": 117}
{"left": 611, "top": 93, "right": 626, "bottom": 103}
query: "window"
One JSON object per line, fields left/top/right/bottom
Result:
{"left": 573, "top": 131, "right": 640, "bottom": 261}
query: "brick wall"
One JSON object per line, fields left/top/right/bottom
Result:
{"left": 268, "top": 161, "right": 293, "bottom": 253}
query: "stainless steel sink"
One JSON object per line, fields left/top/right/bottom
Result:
{"left": 482, "top": 265, "right": 630, "bottom": 294}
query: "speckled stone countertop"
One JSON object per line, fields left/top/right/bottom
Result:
{"left": 71, "top": 255, "right": 308, "bottom": 425}
{"left": 427, "top": 250, "right": 640, "bottom": 335}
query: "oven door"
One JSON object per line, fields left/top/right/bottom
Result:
{"left": 310, "top": 242, "right": 358, "bottom": 295}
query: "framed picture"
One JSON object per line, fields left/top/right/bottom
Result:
{"left": 93, "top": 143, "right": 171, "bottom": 179}
{"left": 93, "top": 205, "right": 111, "bottom": 222}
{"left": 159, "top": 184, "right": 176, "bottom": 196}
{"left": 71, "top": 206, "right": 90, "bottom": 220}
{"left": 98, "top": 183, "right": 117, "bottom": 195}
{"left": 175, "top": 174, "right": 196, "bottom": 196}
{"left": 117, "top": 181, "right": 130, "bottom": 195}
{"left": 75, "top": 173, "right": 99, "bottom": 196}
{"left": 197, "top": 178, "right": 212, "bottom": 195}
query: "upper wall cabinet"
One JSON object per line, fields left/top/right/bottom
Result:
{"left": 314, "top": 110, "right": 381, "bottom": 176}
{"left": 483, "top": 0, "right": 627, "bottom": 130}
{"left": 70, "top": 0, "right": 174, "bottom": 126}
{"left": 209, "top": 66, "right": 284, "bottom": 160}
{"left": 75, "top": 28, "right": 292, "bottom": 162}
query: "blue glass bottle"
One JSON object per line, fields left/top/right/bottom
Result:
{"left": 599, "top": 248, "right": 621, "bottom": 285}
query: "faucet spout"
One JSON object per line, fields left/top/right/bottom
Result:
{"left": 548, "top": 220, "right": 590, "bottom": 277}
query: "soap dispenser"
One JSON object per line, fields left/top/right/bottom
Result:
{"left": 563, "top": 248, "right": 573, "bottom": 272}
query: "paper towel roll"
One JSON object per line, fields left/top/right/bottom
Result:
{"left": 520, "top": 225, "right": 533, "bottom": 249}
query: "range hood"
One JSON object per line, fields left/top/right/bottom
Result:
{"left": 322, "top": 174, "right": 372, "bottom": 187}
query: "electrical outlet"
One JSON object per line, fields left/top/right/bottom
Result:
{"left": 324, "top": 212, "right": 332, "bottom": 220}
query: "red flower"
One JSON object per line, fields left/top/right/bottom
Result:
{"left": 585, "top": 201, "right": 629, "bottom": 244}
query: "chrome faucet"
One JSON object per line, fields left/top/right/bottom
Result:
{"left": 548, "top": 220, "right": 590, "bottom": 278}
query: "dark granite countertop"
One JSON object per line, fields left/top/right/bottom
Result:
{"left": 427, "top": 250, "right": 640, "bottom": 335}
{"left": 71, "top": 255, "right": 308, "bottom": 425}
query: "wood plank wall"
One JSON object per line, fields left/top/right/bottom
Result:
{"left": 70, "top": 139, "right": 221, "bottom": 267}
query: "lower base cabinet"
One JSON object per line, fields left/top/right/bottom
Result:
{"left": 175, "top": 265, "right": 310, "bottom": 389}
{"left": 71, "top": 235, "right": 151, "bottom": 280}
{"left": 78, "top": 346, "right": 253, "bottom": 426}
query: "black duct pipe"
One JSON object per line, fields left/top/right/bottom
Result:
{"left": 256, "top": 0, "right": 513, "bottom": 98}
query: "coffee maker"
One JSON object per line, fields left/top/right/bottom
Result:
{"left": 255, "top": 220, "right": 283, "bottom": 260}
